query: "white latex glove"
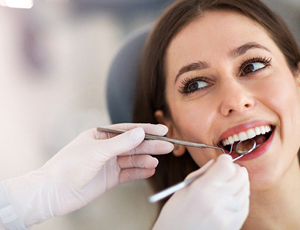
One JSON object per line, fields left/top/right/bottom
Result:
{"left": 153, "top": 154, "right": 250, "bottom": 230}
{"left": 2, "top": 123, "right": 174, "bottom": 229}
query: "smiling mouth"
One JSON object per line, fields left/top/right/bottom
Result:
{"left": 218, "top": 125, "right": 274, "bottom": 153}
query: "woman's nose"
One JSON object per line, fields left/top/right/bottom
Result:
{"left": 219, "top": 80, "right": 255, "bottom": 116}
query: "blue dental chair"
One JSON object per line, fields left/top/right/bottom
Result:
{"left": 106, "top": 25, "right": 151, "bottom": 124}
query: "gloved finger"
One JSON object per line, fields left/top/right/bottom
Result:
{"left": 180, "top": 160, "right": 215, "bottom": 196}
{"left": 239, "top": 194, "right": 250, "bottom": 218}
{"left": 98, "top": 134, "right": 173, "bottom": 159}
{"left": 212, "top": 186, "right": 249, "bottom": 229}
{"left": 224, "top": 189, "right": 249, "bottom": 213}
{"left": 96, "top": 123, "right": 169, "bottom": 140}
{"left": 225, "top": 193, "right": 250, "bottom": 230}
{"left": 119, "top": 168, "right": 156, "bottom": 184}
{"left": 124, "top": 140, "right": 174, "bottom": 156}
{"left": 94, "top": 127, "right": 146, "bottom": 159}
{"left": 218, "top": 203, "right": 249, "bottom": 230}
{"left": 117, "top": 155, "right": 159, "bottom": 169}
{"left": 200, "top": 154, "right": 237, "bottom": 184}
{"left": 110, "top": 123, "right": 169, "bottom": 136}
{"left": 219, "top": 165, "right": 249, "bottom": 196}
{"left": 233, "top": 173, "right": 250, "bottom": 204}
{"left": 222, "top": 171, "right": 250, "bottom": 213}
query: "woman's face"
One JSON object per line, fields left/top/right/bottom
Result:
{"left": 156, "top": 10, "right": 300, "bottom": 190}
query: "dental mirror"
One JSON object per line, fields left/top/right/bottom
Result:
{"left": 229, "top": 138, "right": 257, "bottom": 155}
{"left": 235, "top": 139, "right": 257, "bottom": 155}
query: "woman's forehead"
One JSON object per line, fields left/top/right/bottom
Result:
{"left": 168, "top": 10, "right": 265, "bottom": 52}
{"left": 165, "top": 10, "right": 273, "bottom": 72}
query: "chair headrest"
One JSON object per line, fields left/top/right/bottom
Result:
{"left": 106, "top": 25, "right": 151, "bottom": 124}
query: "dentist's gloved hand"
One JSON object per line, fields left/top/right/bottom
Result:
{"left": 3, "top": 123, "right": 174, "bottom": 229}
{"left": 153, "top": 154, "right": 250, "bottom": 230}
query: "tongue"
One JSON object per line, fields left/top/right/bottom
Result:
{"left": 253, "top": 134, "right": 267, "bottom": 145}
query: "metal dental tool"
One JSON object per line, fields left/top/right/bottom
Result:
{"left": 226, "top": 138, "right": 257, "bottom": 160}
{"left": 96, "top": 126, "right": 257, "bottom": 203}
{"left": 235, "top": 139, "right": 257, "bottom": 155}
{"left": 97, "top": 127, "right": 226, "bottom": 153}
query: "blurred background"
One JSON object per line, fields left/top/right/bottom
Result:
{"left": 0, "top": 0, "right": 299, "bottom": 229}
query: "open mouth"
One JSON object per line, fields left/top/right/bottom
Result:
{"left": 218, "top": 125, "right": 274, "bottom": 153}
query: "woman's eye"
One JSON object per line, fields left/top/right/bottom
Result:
{"left": 240, "top": 57, "right": 272, "bottom": 76}
{"left": 187, "top": 81, "right": 208, "bottom": 92}
{"left": 243, "top": 62, "right": 265, "bottom": 74}
{"left": 179, "top": 77, "right": 210, "bottom": 95}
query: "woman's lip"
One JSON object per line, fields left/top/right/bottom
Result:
{"left": 228, "top": 127, "right": 275, "bottom": 161}
{"left": 218, "top": 120, "right": 273, "bottom": 143}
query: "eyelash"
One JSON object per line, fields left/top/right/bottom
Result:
{"left": 179, "top": 76, "right": 210, "bottom": 95}
{"left": 178, "top": 56, "right": 272, "bottom": 95}
{"left": 239, "top": 56, "right": 272, "bottom": 76}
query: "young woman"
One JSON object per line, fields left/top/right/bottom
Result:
{"left": 133, "top": 0, "right": 300, "bottom": 228}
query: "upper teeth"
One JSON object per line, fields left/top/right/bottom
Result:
{"left": 222, "top": 125, "right": 272, "bottom": 146}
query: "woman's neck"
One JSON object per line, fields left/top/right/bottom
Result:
{"left": 242, "top": 158, "right": 300, "bottom": 229}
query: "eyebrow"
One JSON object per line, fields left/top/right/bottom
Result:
{"left": 174, "top": 42, "right": 270, "bottom": 82}
{"left": 229, "top": 42, "right": 270, "bottom": 58}
{"left": 175, "top": 61, "right": 209, "bottom": 82}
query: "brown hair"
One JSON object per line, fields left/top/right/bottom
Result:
{"left": 133, "top": 0, "right": 300, "bottom": 205}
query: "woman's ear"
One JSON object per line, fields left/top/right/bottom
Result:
{"left": 155, "top": 110, "right": 186, "bottom": 156}
{"left": 296, "top": 62, "right": 300, "bottom": 87}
